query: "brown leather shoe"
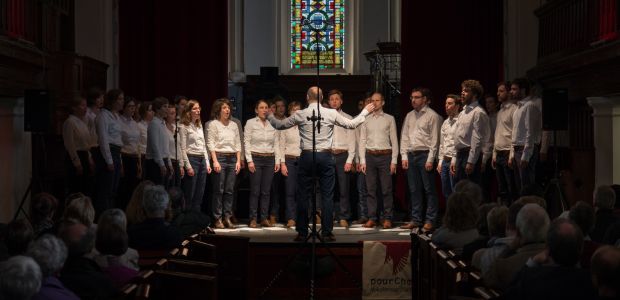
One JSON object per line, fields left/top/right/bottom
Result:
{"left": 214, "top": 219, "right": 224, "bottom": 229}
{"left": 286, "top": 219, "right": 296, "bottom": 228}
{"left": 339, "top": 219, "right": 349, "bottom": 228}
{"left": 363, "top": 220, "right": 377, "bottom": 228}
{"left": 260, "top": 219, "right": 272, "bottom": 227}
{"left": 382, "top": 219, "right": 393, "bottom": 229}
{"left": 423, "top": 223, "right": 434, "bottom": 232}
{"left": 353, "top": 217, "right": 369, "bottom": 224}
{"left": 269, "top": 215, "right": 277, "bottom": 225}
{"left": 322, "top": 232, "right": 336, "bottom": 242}
{"left": 223, "top": 217, "right": 233, "bottom": 228}
{"left": 400, "top": 223, "right": 419, "bottom": 230}
{"left": 315, "top": 213, "right": 322, "bottom": 224}
{"left": 230, "top": 214, "right": 238, "bottom": 224}
{"left": 249, "top": 218, "right": 257, "bottom": 228}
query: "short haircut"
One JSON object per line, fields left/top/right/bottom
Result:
{"left": 98, "top": 208, "right": 128, "bottom": 231}
{"left": 104, "top": 89, "right": 124, "bottom": 110}
{"left": 547, "top": 218, "right": 584, "bottom": 267}
{"left": 27, "top": 234, "right": 68, "bottom": 277}
{"left": 442, "top": 192, "right": 479, "bottom": 232}
{"left": 30, "top": 192, "right": 58, "bottom": 224}
{"left": 590, "top": 246, "right": 620, "bottom": 292}
{"left": 306, "top": 87, "right": 323, "bottom": 102}
{"left": 0, "top": 256, "right": 42, "bottom": 300}
{"left": 142, "top": 185, "right": 170, "bottom": 217}
{"left": 255, "top": 99, "right": 269, "bottom": 109}
{"left": 511, "top": 77, "right": 531, "bottom": 95}
{"left": 328, "top": 89, "right": 343, "bottom": 99}
{"left": 174, "top": 95, "right": 187, "bottom": 105}
{"left": 568, "top": 201, "right": 595, "bottom": 235}
{"left": 63, "top": 195, "right": 95, "bottom": 227}
{"left": 70, "top": 96, "right": 86, "bottom": 110}
{"left": 412, "top": 87, "right": 432, "bottom": 102}
{"left": 594, "top": 185, "right": 616, "bottom": 209}
{"left": 210, "top": 98, "right": 232, "bottom": 120}
{"left": 497, "top": 81, "right": 511, "bottom": 89}
{"left": 96, "top": 223, "right": 129, "bottom": 256}
{"left": 454, "top": 180, "right": 483, "bottom": 205}
{"left": 507, "top": 202, "right": 525, "bottom": 230}
{"left": 446, "top": 94, "right": 462, "bottom": 105}
{"left": 516, "top": 203, "right": 550, "bottom": 244}
{"left": 487, "top": 206, "right": 509, "bottom": 237}
{"left": 6, "top": 219, "right": 34, "bottom": 256}
{"left": 58, "top": 218, "right": 96, "bottom": 257}
{"left": 477, "top": 203, "right": 498, "bottom": 236}
{"left": 152, "top": 96, "right": 169, "bottom": 112}
{"left": 138, "top": 101, "right": 152, "bottom": 120}
{"left": 85, "top": 86, "right": 104, "bottom": 106}
{"left": 168, "top": 186, "right": 185, "bottom": 211}
{"left": 371, "top": 91, "right": 385, "bottom": 102}
{"left": 461, "top": 79, "right": 484, "bottom": 98}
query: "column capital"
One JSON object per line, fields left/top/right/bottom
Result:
{"left": 587, "top": 96, "right": 620, "bottom": 117}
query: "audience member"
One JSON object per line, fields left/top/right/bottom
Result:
{"left": 27, "top": 234, "right": 79, "bottom": 300}
{"left": 591, "top": 185, "right": 618, "bottom": 243}
{"left": 453, "top": 179, "right": 483, "bottom": 205}
{"left": 95, "top": 223, "right": 139, "bottom": 288}
{"left": 472, "top": 205, "right": 511, "bottom": 275}
{"left": 569, "top": 201, "right": 601, "bottom": 267}
{"left": 0, "top": 255, "right": 42, "bottom": 300}
{"left": 30, "top": 192, "right": 59, "bottom": 237}
{"left": 62, "top": 194, "right": 96, "bottom": 228}
{"left": 590, "top": 245, "right": 620, "bottom": 299}
{"left": 127, "top": 185, "right": 182, "bottom": 250}
{"left": 4, "top": 218, "right": 34, "bottom": 256}
{"left": 89, "top": 209, "right": 139, "bottom": 271}
{"left": 462, "top": 203, "right": 498, "bottom": 261}
{"left": 125, "top": 180, "right": 154, "bottom": 225}
{"left": 431, "top": 192, "right": 480, "bottom": 255}
{"left": 169, "top": 186, "right": 211, "bottom": 238}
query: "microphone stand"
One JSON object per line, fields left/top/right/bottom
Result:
{"left": 174, "top": 115, "right": 180, "bottom": 187}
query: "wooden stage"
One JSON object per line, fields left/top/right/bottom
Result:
{"left": 200, "top": 223, "right": 412, "bottom": 300}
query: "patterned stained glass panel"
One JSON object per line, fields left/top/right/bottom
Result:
{"left": 291, "top": 0, "right": 345, "bottom": 70}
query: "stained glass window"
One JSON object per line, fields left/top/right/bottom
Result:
{"left": 291, "top": 0, "right": 345, "bottom": 70}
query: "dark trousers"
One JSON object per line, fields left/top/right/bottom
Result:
{"left": 406, "top": 152, "right": 439, "bottom": 225}
{"left": 356, "top": 172, "right": 368, "bottom": 219}
{"left": 496, "top": 151, "right": 517, "bottom": 204}
{"left": 283, "top": 158, "right": 299, "bottom": 221}
{"left": 440, "top": 159, "right": 455, "bottom": 200}
{"left": 249, "top": 156, "right": 275, "bottom": 221}
{"left": 211, "top": 154, "right": 237, "bottom": 220}
{"left": 297, "top": 151, "right": 335, "bottom": 236}
{"left": 118, "top": 155, "right": 140, "bottom": 210}
{"left": 365, "top": 153, "right": 393, "bottom": 221}
{"left": 65, "top": 150, "right": 94, "bottom": 197}
{"left": 270, "top": 169, "right": 284, "bottom": 218}
{"left": 513, "top": 146, "right": 539, "bottom": 195}
{"left": 454, "top": 149, "right": 482, "bottom": 185}
{"left": 94, "top": 145, "right": 122, "bottom": 216}
{"left": 182, "top": 155, "right": 208, "bottom": 212}
{"left": 145, "top": 158, "right": 170, "bottom": 186}
{"left": 334, "top": 152, "right": 351, "bottom": 221}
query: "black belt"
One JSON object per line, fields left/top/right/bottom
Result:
{"left": 457, "top": 147, "right": 470, "bottom": 154}
{"left": 302, "top": 149, "right": 331, "bottom": 154}
{"left": 410, "top": 150, "right": 429, "bottom": 156}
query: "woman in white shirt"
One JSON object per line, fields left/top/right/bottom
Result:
{"left": 279, "top": 101, "right": 302, "bottom": 228}
{"left": 63, "top": 96, "right": 95, "bottom": 196}
{"left": 180, "top": 100, "right": 212, "bottom": 212}
{"left": 145, "top": 97, "right": 172, "bottom": 186}
{"left": 207, "top": 98, "right": 241, "bottom": 229}
{"left": 137, "top": 101, "right": 153, "bottom": 173}
{"left": 119, "top": 97, "right": 141, "bottom": 209}
{"left": 165, "top": 105, "right": 183, "bottom": 188}
{"left": 244, "top": 99, "right": 281, "bottom": 228}
{"left": 95, "top": 89, "right": 124, "bottom": 215}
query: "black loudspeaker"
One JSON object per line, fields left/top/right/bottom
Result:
{"left": 260, "top": 67, "right": 279, "bottom": 83}
{"left": 542, "top": 88, "right": 568, "bottom": 131}
{"left": 24, "top": 90, "right": 51, "bottom": 133}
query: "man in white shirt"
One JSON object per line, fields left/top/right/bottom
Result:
{"left": 451, "top": 79, "right": 491, "bottom": 185}
{"left": 328, "top": 90, "right": 357, "bottom": 228}
{"left": 268, "top": 87, "right": 374, "bottom": 242}
{"left": 359, "top": 92, "right": 399, "bottom": 229}
{"left": 492, "top": 82, "right": 518, "bottom": 204}
{"left": 510, "top": 78, "right": 542, "bottom": 194}
{"left": 435, "top": 95, "right": 461, "bottom": 202}
{"left": 400, "top": 88, "right": 442, "bottom": 231}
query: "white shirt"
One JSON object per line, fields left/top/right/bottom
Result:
{"left": 359, "top": 110, "right": 399, "bottom": 165}
{"left": 268, "top": 102, "right": 369, "bottom": 152}
{"left": 244, "top": 117, "right": 281, "bottom": 163}
{"left": 86, "top": 107, "right": 98, "bottom": 148}
{"left": 63, "top": 115, "right": 92, "bottom": 167}
{"left": 146, "top": 116, "right": 171, "bottom": 167}
{"left": 166, "top": 123, "right": 181, "bottom": 166}
{"left": 279, "top": 126, "right": 301, "bottom": 162}
{"left": 331, "top": 110, "right": 357, "bottom": 164}
{"left": 493, "top": 102, "right": 517, "bottom": 160}
{"left": 452, "top": 101, "right": 491, "bottom": 165}
{"left": 512, "top": 97, "right": 542, "bottom": 162}
{"left": 400, "top": 105, "right": 443, "bottom": 163}
{"left": 437, "top": 115, "right": 458, "bottom": 166}
{"left": 179, "top": 122, "right": 210, "bottom": 169}
{"left": 206, "top": 119, "right": 241, "bottom": 154}
{"left": 120, "top": 115, "right": 140, "bottom": 155}
{"left": 95, "top": 109, "right": 123, "bottom": 165}
{"left": 138, "top": 121, "right": 148, "bottom": 155}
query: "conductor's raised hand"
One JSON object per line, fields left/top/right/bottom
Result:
{"left": 363, "top": 102, "right": 376, "bottom": 113}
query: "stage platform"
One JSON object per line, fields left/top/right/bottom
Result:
{"left": 201, "top": 222, "right": 413, "bottom": 300}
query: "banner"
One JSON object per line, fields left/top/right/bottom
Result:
{"left": 362, "top": 240, "right": 412, "bottom": 299}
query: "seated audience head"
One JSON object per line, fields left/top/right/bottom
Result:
{"left": 516, "top": 203, "right": 550, "bottom": 244}
{"left": 5, "top": 218, "right": 34, "bottom": 256}
{"left": 168, "top": 186, "right": 185, "bottom": 215}
{"left": 26, "top": 234, "right": 68, "bottom": 277}
{"left": 454, "top": 180, "right": 483, "bottom": 205}
{"left": 593, "top": 185, "right": 616, "bottom": 210}
{"left": 58, "top": 218, "right": 95, "bottom": 257}
{"left": 568, "top": 201, "right": 595, "bottom": 237}
{"left": 96, "top": 223, "right": 129, "bottom": 256}
{"left": 210, "top": 98, "right": 232, "bottom": 121}
{"left": 0, "top": 255, "right": 42, "bottom": 300}
{"left": 487, "top": 206, "right": 509, "bottom": 238}
{"left": 516, "top": 195, "right": 547, "bottom": 209}
{"left": 443, "top": 192, "right": 479, "bottom": 232}
{"left": 142, "top": 185, "right": 169, "bottom": 219}
{"left": 477, "top": 203, "right": 498, "bottom": 236}
{"left": 590, "top": 245, "right": 620, "bottom": 297}
{"left": 98, "top": 208, "right": 128, "bottom": 231}
{"left": 30, "top": 192, "right": 58, "bottom": 226}
{"left": 125, "top": 180, "right": 154, "bottom": 225}
{"left": 547, "top": 218, "right": 584, "bottom": 267}
{"left": 507, "top": 202, "right": 525, "bottom": 235}
{"left": 63, "top": 194, "right": 95, "bottom": 227}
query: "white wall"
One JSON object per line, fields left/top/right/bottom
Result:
{"left": 74, "top": 0, "right": 118, "bottom": 88}
{"left": 504, "top": 0, "right": 541, "bottom": 81}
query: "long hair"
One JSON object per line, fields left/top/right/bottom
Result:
{"left": 180, "top": 99, "right": 202, "bottom": 127}
{"left": 210, "top": 98, "right": 232, "bottom": 120}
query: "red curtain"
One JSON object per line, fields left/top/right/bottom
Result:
{"left": 119, "top": 0, "right": 228, "bottom": 113}
{"left": 400, "top": 0, "right": 503, "bottom": 114}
